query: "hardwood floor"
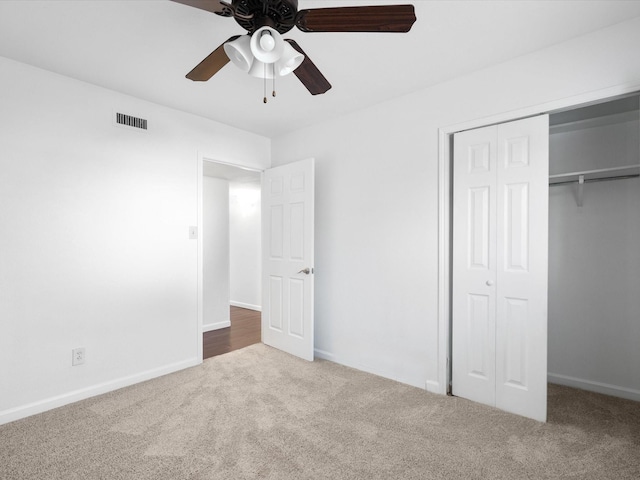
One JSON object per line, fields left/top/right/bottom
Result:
{"left": 203, "top": 306, "right": 261, "bottom": 359}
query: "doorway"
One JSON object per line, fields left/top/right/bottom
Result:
{"left": 441, "top": 90, "right": 640, "bottom": 420}
{"left": 197, "top": 156, "right": 316, "bottom": 363}
{"left": 201, "top": 159, "right": 262, "bottom": 356}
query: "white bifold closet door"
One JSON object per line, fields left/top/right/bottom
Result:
{"left": 452, "top": 115, "right": 549, "bottom": 422}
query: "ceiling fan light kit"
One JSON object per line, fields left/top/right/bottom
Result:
{"left": 250, "top": 26, "right": 285, "bottom": 63}
{"left": 223, "top": 35, "right": 253, "bottom": 71}
{"left": 172, "top": 0, "right": 416, "bottom": 100}
{"left": 277, "top": 44, "right": 304, "bottom": 76}
{"left": 248, "top": 58, "right": 275, "bottom": 79}
{"left": 223, "top": 27, "right": 305, "bottom": 102}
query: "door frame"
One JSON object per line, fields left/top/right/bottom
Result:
{"left": 197, "top": 153, "right": 264, "bottom": 361}
{"left": 434, "top": 82, "right": 640, "bottom": 397}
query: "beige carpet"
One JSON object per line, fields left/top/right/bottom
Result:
{"left": 1, "top": 344, "right": 639, "bottom": 480}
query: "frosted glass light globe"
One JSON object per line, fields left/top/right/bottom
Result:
{"left": 250, "top": 26, "right": 284, "bottom": 63}
{"left": 259, "top": 32, "right": 275, "bottom": 52}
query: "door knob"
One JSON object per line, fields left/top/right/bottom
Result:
{"left": 486, "top": 280, "right": 494, "bottom": 286}
{"left": 298, "top": 268, "right": 311, "bottom": 275}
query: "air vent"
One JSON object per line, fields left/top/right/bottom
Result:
{"left": 116, "top": 112, "right": 147, "bottom": 130}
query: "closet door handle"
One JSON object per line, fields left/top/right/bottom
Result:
{"left": 486, "top": 280, "right": 494, "bottom": 286}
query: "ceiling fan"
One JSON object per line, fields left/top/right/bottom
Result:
{"left": 171, "top": 0, "right": 416, "bottom": 98}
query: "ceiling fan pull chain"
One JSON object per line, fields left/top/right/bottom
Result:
{"left": 272, "top": 64, "right": 276, "bottom": 98}
{"left": 263, "top": 63, "right": 267, "bottom": 103}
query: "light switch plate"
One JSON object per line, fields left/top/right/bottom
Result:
{"left": 189, "top": 226, "right": 198, "bottom": 239}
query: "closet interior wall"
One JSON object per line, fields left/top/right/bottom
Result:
{"left": 548, "top": 98, "right": 640, "bottom": 401}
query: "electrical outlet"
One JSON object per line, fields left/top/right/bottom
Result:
{"left": 72, "top": 347, "right": 85, "bottom": 366}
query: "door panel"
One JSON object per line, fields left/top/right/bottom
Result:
{"left": 269, "top": 204, "right": 284, "bottom": 258}
{"left": 495, "top": 116, "right": 548, "bottom": 422}
{"left": 467, "top": 293, "right": 492, "bottom": 379}
{"left": 469, "top": 187, "right": 490, "bottom": 269}
{"left": 262, "top": 158, "right": 315, "bottom": 361}
{"left": 503, "top": 297, "right": 528, "bottom": 387}
{"left": 453, "top": 116, "right": 548, "bottom": 422}
{"left": 504, "top": 183, "right": 529, "bottom": 271}
{"left": 452, "top": 125, "right": 498, "bottom": 407}
{"left": 268, "top": 277, "right": 283, "bottom": 330}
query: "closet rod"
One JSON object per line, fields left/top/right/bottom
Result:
{"left": 549, "top": 174, "right": 639, "bottom": 187}
{"left": 549, "top": 164, "right": 640, "bottom": 180}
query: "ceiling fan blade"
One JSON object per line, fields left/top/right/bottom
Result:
{"left": 186, "top": 36, "right": 240, "bottom": 81}
{"left": 169, "top": 0, "right": 231, "bottom": 16}
{"left": 285, "top": 40, "right": 331, "bottom": 95}
{"left": 297, "top": 4, "right": 416, "bottom": 33}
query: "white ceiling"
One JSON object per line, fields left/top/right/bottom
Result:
{"left": 1, "top": 0, "right": 640, "bottom": 138}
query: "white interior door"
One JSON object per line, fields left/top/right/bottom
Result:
{"left": 452, "top": 124, "right": 498, "bottom": 408}
{"left": 452, "top": 115, "right": 549, "bottom": 422}
{"left": 261, "top": 158, "right": 315, "bottom": 361}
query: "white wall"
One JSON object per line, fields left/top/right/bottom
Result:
{"left": 229, "top": 182, "right": 261, "bottom": 311}
{"left": 548, "top": 114, "right": 640, "bottom": 400}
{"left": 203, "top": 176, "right": 230, "bottom": 331}
{"left": 0, "top": 56, "right": 270, "bottom": 424}
{"left": 271, "top": 17, "right": 640, "bottom": 390}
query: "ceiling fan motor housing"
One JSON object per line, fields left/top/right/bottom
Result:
{"left": 232, "top": 0, "right": 299, "bottom": 34}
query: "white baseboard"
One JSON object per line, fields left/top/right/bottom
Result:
{"left": 313, "top": 348, "right": 335, "bottom": 361}
{"left": 313, "top": 348, "right": 426, "bottom": 390}
{"left": 230, "top": 301, "right": 261, "bottom": 312}
{"left": 548, "top": 373, "right": 640, "bottom": 402}
{"left": 426, "top": 380, "right": 444, "bottom": 394}
{"left": 0, "top": 357, "right": 201, "bottom": 426}
{"left": 314, "top": 349, "right": 383, "bottom": 379}
{"left": 203, "top": 320, "right": 231, "bottom": 332}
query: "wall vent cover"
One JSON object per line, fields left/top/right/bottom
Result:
{"left": 116, "top": 112, "right": 148, "bottom": 130}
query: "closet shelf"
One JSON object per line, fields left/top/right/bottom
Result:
{"left": 549, "top": 164, "right": 640, "bottom": 186}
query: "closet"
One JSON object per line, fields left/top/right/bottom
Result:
{"left": 548, "top": 96, "right": 640, "bottom": 401}
{"left": 451, "top": 94, "right": 640, "bottom": 423}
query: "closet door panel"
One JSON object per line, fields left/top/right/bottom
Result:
{"left": 504, "top": 182, "right": 529, "bottom": 272}
{"left": 452, "top": 125, "right": 498, "bottom": 408}
{"left": 496, "top": 115, "right": 549, "bottom": 422}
